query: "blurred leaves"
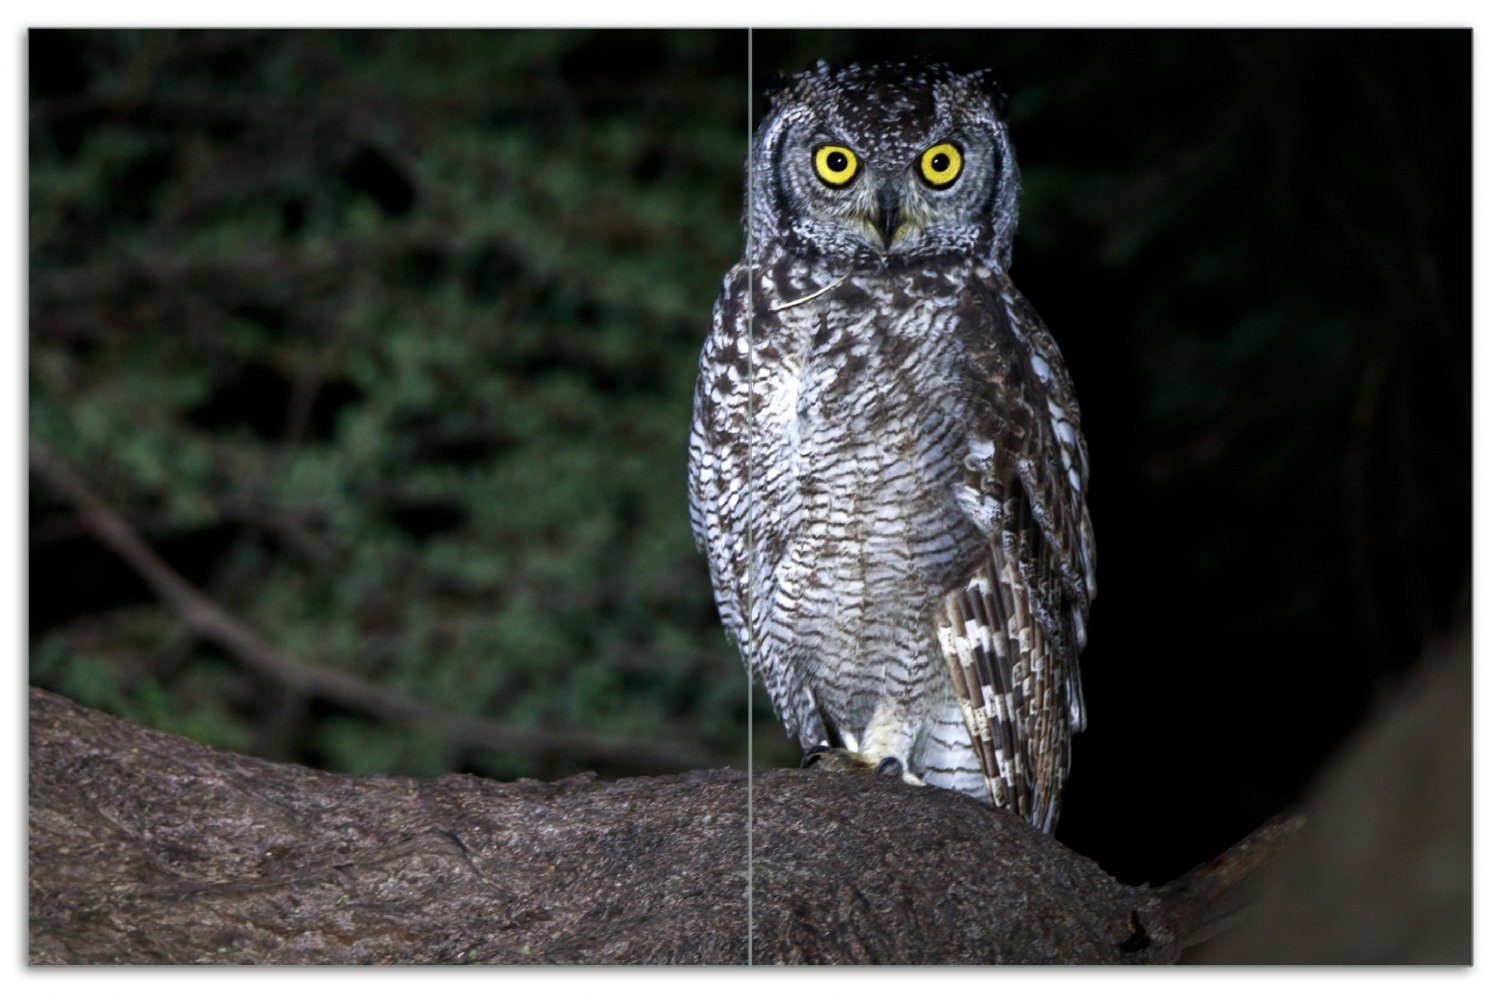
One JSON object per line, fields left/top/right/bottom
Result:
{"left": 30, "top": 29, "right": 749, "bottom": 779}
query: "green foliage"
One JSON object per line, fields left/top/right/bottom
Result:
{"left": 30, "top": 29, "right": 761, "bottom": 779}
{"left": 32, "top": 636, "right": 252, "bottom": 753}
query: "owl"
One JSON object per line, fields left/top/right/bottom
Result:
{"left": 688, "top": 60, "right": 1095, "bottom": 834}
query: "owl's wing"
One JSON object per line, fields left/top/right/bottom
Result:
{"left": 935, "top": 269, "right": 1096, "bottom": 835}
{"left": 688, "top": 264, "right": 826, "bottom": 748}
{"left": 688, "top": 264, "right": 752, "bottom": 650}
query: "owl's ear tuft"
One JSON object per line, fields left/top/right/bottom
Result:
{"left": 763, "top": 72, "right": 798, "bottom": 107}
{"left": 966, "top": 68, "right": 1011, "bottom": 121}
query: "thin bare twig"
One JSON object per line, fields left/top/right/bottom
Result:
{"left": 28, "top": 438, "right": 729, "bottom": 773}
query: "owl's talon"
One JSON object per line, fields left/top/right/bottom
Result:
{"left": 876, "top": 757, "right": 904, "bottom": 777}
{"left": 800, "top": 745, "right": 833, "bottom": 768}
{"left": 800, "top": 746, "right": 872, "bottom": 773}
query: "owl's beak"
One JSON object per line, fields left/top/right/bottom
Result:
{"left": 876, "top": 187, "right": 901, "bottom": 250}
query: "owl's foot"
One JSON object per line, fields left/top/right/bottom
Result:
{"left": 883, "top": 758, "right": 928, "bottom": 789}
{"left": 800, "top": 744, "right": 833, "bottom": 768}
{"left": 800, "top": 745, "right": 870, "bottom": 773}
{"left": 803, "top": 749, "right": 927, "bottom": 787}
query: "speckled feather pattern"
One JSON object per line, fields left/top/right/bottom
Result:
{"left": 688, "top": 61, "right": 1095, "bottom": 834}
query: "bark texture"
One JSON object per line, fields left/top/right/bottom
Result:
{"left": 28, "top": 688, "right": 1291, "bottom": 965}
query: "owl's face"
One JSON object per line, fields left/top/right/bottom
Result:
{"left": 750, "top": 61, "right": 1021, "bottom": 270}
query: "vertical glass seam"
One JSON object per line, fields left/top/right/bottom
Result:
{"left": 744, "top": 24, "right": 756, "bottom": 969}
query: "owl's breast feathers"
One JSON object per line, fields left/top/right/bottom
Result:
{"left": 689, "top": 257, "right": 1096, "bottom": 831}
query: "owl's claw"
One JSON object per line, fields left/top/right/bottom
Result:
{"left": 801, "top": 749, "right": 924, "bottom": 786}
{"left": 877, "top": 757, "right": 926, "bottom": 786}
{"left": 799, "top": 746, "right": 871, "bottom": 773}
{"left": 800, "top": 744, "right": 833, "bottom": 768}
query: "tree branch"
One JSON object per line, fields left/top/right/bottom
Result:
{"left": 28, "top": 687, "right": 1297, "bottom": 964}
{"left": 28, "top": 440, "right": 727, "bottom": 772}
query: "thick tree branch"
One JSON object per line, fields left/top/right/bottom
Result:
{"left": 28, "top": 688, "right": 1297, "bottom": 964}
{"left": 28, "top": 440, "right": 726, "bottom": 772}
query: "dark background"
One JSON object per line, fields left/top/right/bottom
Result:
{"left": 31, "top": 26, "right": 1469, "bottom": 911}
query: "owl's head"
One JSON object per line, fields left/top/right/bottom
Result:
{"left": 749, "top": 60, "right": 1020, "bottom": 270}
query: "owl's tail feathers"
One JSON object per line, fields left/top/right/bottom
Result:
{"left": 1151, "top": 814, "right": 1306, "bottom": 951}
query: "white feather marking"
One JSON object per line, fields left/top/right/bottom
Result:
{"left": 967, "top": 437, "right": 995, "bottom": 463}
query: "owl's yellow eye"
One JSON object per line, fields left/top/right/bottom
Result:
{"left": 813, "top": 144, "right": 859, "bottom": 187}
{"left": 918, "top": 142, "right": 963, "bottom": 188}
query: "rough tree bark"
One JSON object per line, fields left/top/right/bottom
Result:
{"left": 28, "top": 688, "right": 1295, "bottom": 965}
